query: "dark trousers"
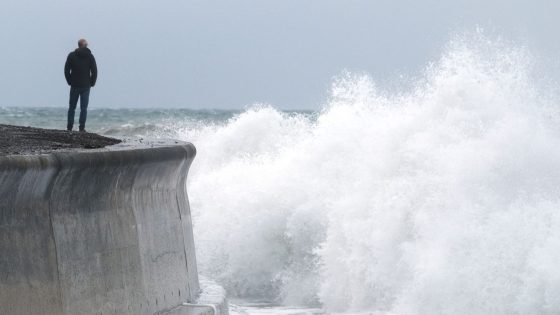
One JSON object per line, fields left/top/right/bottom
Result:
{"left": 67, "top": 87, "right": 91, "bottom": 131}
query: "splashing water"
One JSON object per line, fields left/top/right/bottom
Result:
{"left": 183, "top": 35, "right": 560, "bottom": 314}
{"left": 3, "top": 33, "right": 560, "bottom": 314}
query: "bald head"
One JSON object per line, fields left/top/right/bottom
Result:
{"left": 78, "top": 39, "right": 88, "bottom": 48}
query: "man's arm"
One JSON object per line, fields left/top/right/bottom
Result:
{"left": 64, "top": 55, "right": 72, "bottom": 85}
{"left": 90, "top": 54, "right": 98, "bottom": 87}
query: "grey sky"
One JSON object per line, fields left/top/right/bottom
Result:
{"left": 0, "top": 0, "right": 558, "bottom": 109}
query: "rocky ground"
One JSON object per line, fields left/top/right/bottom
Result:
{"left": 0, "top": 124, "right": 121, "bottom": 155}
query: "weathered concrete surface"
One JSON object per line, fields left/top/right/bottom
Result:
{"left": 162, "top": 305, "right": 214, "bottom": 315}
{"left": 0, "top": 144, "right": 200, "bottom": 315}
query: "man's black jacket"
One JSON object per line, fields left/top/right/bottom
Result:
{"left": 64, "top": 48, "right": 97, "bottom": 88}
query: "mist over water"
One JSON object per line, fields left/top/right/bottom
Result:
{"left": 184, "top": 35, "right": 560, "bottom": 314}
{"left": 3, "top": 33, "right": 560, "bottom": 314}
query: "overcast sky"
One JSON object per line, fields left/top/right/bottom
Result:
{"left": 0, "top": 0, "right": 558, "bottom": 109}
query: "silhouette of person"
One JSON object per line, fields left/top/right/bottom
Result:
{"left": 64, "top": 38, "right": 97, "bottom": 132}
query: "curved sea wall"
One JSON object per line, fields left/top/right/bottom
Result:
{"left": 0, "top": 144, "right": 202, "bottom": 315}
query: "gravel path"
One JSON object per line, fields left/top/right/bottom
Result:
{"left": 0, "top": 124, "right": 121, "bottom": 155}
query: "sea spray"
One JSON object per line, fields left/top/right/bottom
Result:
{"left": 185, "top": 34, "right": 560, "bottom": 314}
{"left": 2, "top": 34, "right": 559, "bottom": 313}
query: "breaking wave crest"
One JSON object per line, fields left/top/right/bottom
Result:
{"left": 181, "top": 34, "right": 560, "bottom": 314}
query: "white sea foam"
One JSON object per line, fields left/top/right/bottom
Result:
{"left": 180, "top": 33, "right": 560, "bottom": 314}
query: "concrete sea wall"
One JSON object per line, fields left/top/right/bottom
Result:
{"left": 0, "top": 144, "right": 202, "bottom": 315}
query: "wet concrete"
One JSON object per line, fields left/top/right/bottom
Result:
{"left": 0, "top": 143, "right": 201, "bottom": 314}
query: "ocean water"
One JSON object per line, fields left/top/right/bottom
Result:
{"left": 3, "top": 34, "right": 560, "bottom": 314}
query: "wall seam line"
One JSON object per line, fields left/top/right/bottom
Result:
{"left": 46, "top": 153, "right": 64, "bottom": 315}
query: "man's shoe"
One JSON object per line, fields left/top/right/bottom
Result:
{"left": 79, "top": 129, "right": 87, "bottom": 133}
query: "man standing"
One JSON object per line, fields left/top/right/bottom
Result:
{"left": 64, "top": 38, "right": 97, "bottom": 132}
